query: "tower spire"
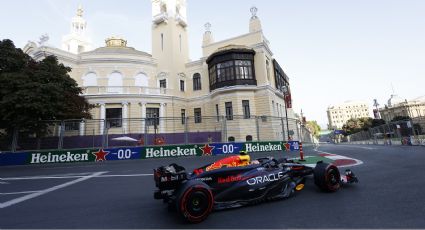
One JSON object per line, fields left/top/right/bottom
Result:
{"left": 61, "top": 5, "right": 92, "bottom": 54}
{"left": 249, "top": 6, "right": 262, "bottom": 33}
{"left": 77, "top": 4, "right": 83, "bottom": 17}
{"left": 203, "top": 22, "right": 214, "bottom": 46}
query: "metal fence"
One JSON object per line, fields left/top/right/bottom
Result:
{"left": 347, "top": 117, "right": 425, "bottom": 146}
{"left": 0, "top": 116, "right": 314, "bottom": 152}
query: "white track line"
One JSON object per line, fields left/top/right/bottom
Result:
{"left": 0, "top": 171, "right": 107, "bottom": 209}
{"left": 1, "top": 173, "right": 153, "bottom": 181}
{"left": 339, "top": 145, "right": 376, "bottom": 150}
{"left": 1, "top": 191, "right": 42, "bottom": 195}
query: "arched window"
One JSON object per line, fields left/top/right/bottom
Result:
{"left": 193, "top": 73, "right": 201, "bottom": 91}
{"left": 134, "top": 73, "right": 148, "bottom": 87}
{"left": 82, "top": 72, "right": 97, "bottom": 86}
{"left": 246, "top": 135, "right": 253, "bottom": 142}
{"left": 108, "top": 72, "right": 123, "bottom": 93}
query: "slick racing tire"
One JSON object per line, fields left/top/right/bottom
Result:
{"left": 175, "top": 180, "right": 214, "bottom": 223}
{"left": 314, "top": 162, "right": 341, "bottom": 192}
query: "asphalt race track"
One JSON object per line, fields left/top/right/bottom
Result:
{"left": 1, "top": 144, "right": 425, "bottom": 229}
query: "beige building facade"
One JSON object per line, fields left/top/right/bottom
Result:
{"left": 23, "top": 0, "right": 295, "bottom": 142}
{"left": 379, "top": 95, "right": 425, "bottom": 122}
{"left": 327, "top": 101, "right": 371, "bottom": 129}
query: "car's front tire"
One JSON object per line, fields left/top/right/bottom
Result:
{"left": 175, "top": 180, "right": 214, "bottom": 223}
{"left": 314, "top": 162, "right": 341, "bottom": 192}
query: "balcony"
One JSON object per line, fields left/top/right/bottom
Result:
{"left": 153, "top": 12, "right": 168, "bottom": 25}
{"left": 175, "top": 14, "right": 187, "bottom": 27}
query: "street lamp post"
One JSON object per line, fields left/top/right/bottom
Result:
{"left": 280, "top": 85, "right": 291, "bottom": 141}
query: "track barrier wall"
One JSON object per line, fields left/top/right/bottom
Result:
{"left": 0, "top": 141, "right": 302, "bottom": 167}
{"left": 0, "top": 116, "right": 315, "bottom": 152}
{"left": 345, "top": 117, "right": 425, "bottom": 146}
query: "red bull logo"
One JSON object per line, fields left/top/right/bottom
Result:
{"left": 217, "top": 174, "right": 243, "bottom": 184}
{"left": 205, "top": 155, "right": 250, "bottom": 171}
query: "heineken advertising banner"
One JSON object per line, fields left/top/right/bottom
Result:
{"left": 208, "top": 141, "right": 299, "bottom": 155}
{"left": 142, "top": 144, "right": 204, "bottom": 159}
{"left": 27, "top": 147, "right": 144, "bottom": 164}
{"left": 0, "top": 141, "right": 301, "bottom": 166}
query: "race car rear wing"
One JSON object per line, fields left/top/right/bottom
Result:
{"left": 153, "top": 163, "right": 188, "bottom": 190}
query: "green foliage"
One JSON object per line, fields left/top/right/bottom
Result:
{"left": 0, "top": 39, "right": 93, "bottom": 136}
{"left": 391, "top": 116, "right": 410, "bottom": 122}
{"left": 371, "top": 118, "right": 386, "bottom": 127}
{"left": 342, "top": 117, "right": 386, "bottom": 135}
{"left": 306, "top": 120, "right": 321, "bottom": 137}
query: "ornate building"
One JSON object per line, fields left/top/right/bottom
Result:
{"left": 379, "top": 95, "right": 425, "bottom": 122}
{"left": 23, "top": 0, "right": 294, "bottom": 142}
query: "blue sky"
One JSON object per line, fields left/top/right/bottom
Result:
{"left": 1, "top": 0, "right": 425, "bottom": 128}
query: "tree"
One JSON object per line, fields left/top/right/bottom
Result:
{"left": 371, "top": 118, "right": 386, "bottom": 128}
{"left": 0, "top": 39, "right": 92, "bottom": 138}
{"left": 342, "top": 117, "right": 386, "bottom": 135}
{"left": 391, "top": 116, "right": 410, "bottom": 122}
{"left": 306, "top": 120, "right": 321, "bottom": 137}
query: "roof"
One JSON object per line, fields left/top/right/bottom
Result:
{"left": 412, "top": 95, "right": 425, "bottom": 102}
{"left": 84, "top": 46, "right": 151, "bottom": 57}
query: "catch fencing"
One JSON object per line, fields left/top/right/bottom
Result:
{"left": 0, "top": 116, "right": 314, "bottom": 152}
{"left": 346, "top": 117, "right": 425, "bottom": 146}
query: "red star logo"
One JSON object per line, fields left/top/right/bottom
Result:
{"left": 200, "top": 144, "right": 215, "bottom": 156}
{"left": 284, "top": 143, "right": 291, "bottom": 152}
{"left": 92, "top": 149, "right": 109, "bottom": 162}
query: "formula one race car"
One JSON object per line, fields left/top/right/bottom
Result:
{"left": 153, "top": 153, "right": 358, "bottom": 223}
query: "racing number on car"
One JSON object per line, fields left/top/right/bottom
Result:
{"left": 117, "top": 149, "right": 132, "bottom": 159}
{"left": 222, "top": 144, "right": 234, "bottom": 154}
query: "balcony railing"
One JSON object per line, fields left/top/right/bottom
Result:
{"left": 153, "top": 12, "right": 168, "bottom": 24}
{"left": 81, "top": 86, "right": 171, "bottom": 95}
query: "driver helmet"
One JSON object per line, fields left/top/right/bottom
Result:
{"left": 239, "top": 150, "right": 248, "bottom": 155}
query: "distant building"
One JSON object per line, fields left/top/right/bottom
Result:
{"left": 327, "top": 101, "right": 371, "bottom": 129}
{"left": 22, "top": 1, "right": 296, "bottom": 142}
{"left": 379, "top": 95, "right": 425, "bottom": 122}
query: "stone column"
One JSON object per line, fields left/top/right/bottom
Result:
{"left": 159, "top": 103, "right": 166, "bottom": 133}
{"left": 79, "top": 119, "right": 85, "bottom": 136}
{"left": 99, "top": 103, "right": 106, "bottom": 134}
{"left": 141, "top": 102, "right": 146, "bottom": 133}
{"left": 122, "top": 102, "right": 129, "bottom": 134}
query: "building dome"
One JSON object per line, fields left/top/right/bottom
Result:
{"left": 105, "top": 36, "right": 127, "bottom": 47}
{"left": 387, "top": 94, "right": 404, "bottom": 107}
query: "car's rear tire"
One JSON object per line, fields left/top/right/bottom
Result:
{"left": 175, "top": 180, "right": 214, "bottom": 223}
{"left": 314, "top": 162, "right": 341, "bottom": 192}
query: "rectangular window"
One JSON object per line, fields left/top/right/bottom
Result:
{"left": 180, "top": 80, "right": 185, "bottom": 92}
{"left": 160, "top": 79, "right": 166, "bottom": 88}
{"left": 225, "top": 102, "right": 233, "bottom": 120}
{"left": 181, "top": 109, "right": 186, "bottom": 124}
{"left": 65, "top": 121, "right": 80, "bottom": 131}
{"left": 146, "top": 108, "right": 159, "bottom": 127}
{"left": 193, "top": 74, "right": 202, "bottom": 91}
{"left": 216, "top": 104, "right": 220, "bottom": 121}
{"left": 194, "top": 108, "right": 202, "bottom": 123}
{"left": 242, "top": 100, "right": 250, "bottom": 119}
{"left": 106, "top": 108, "right": 122, "bottom": 128}
{"left": 161, "top": 33, "right": 164, "bottom": 51}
